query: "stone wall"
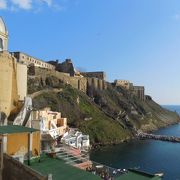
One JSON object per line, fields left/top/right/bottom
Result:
{"left": 48, "top": 59, "right": 76, "bottom": 76}
{"left": 29, "top": 67, "right": 86, "bottom": 93}
{"left": 114, "top": 80, "right": 133, "bottom": 90}
{"left": 0, "top": 52, "right": 19, "bottom": 117}
{"left": 29, "top": 67, "right": 107, "bottom": 95}
{"left": 87, "top": 78, "right": 107, "bottom": 97}
{"left": 81, "top": 71, "right": 106, "bottom": 80}
{"left": 0, "top": 52, "right": 27, "bottom": 118}
{"left": 133, "top": 86, "right": 145, "bottom": 101}
{"left": 2, "top": 154, "right": 47, "bottom": 180}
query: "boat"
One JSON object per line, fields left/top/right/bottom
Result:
{"left": 155, "top": 172, "right": 164, "bottom": 177}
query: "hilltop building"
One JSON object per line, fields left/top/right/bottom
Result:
{"left": 0, "top": 17, "right": 8, "bottom": 52}
{"left": 114, "top": 79, "right": 145, "bottom": 101}
{"left": 11, "top": 52, "right": 55, "bottom": 70}
{"left": 48, "top": 59, "right": 76, "bottom": 76}
{"left": 81, "top": 71, "right": 106, "bottom": 80}
{"left": 114, "top": 80, "right": 133, "bottom": 90}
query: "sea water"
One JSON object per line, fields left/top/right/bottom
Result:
{"left": 90, "top": 105, "right": 180, "bottom": 180}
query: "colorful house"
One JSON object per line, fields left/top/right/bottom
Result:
{"left": 0, "top": 125, "right": 40, "bottom": 162}
{"left": 30, "top": 108, "right": 67, "bottom": 139}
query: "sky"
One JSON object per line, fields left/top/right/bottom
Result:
{"left": 0, "top": 0, "right": 180, "bottom": 105}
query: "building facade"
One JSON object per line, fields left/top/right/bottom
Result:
{"left": 30, "top": 108, "right": 67, "bottom": 139}
{"left": 0, "top": 17, "right": 8, "bottom": 52}
{"left": 114, "top": 80, "right": 145, "bottom": 101}
{"left": 133, "top": 86, "right": 145, "bottom": 101}
{"left": 0, "top": 18, "right": 28, "bottom": 121}
{"left": 11, "top": 52, "right": 55, "bottom": 70}
{"left": 114, "top": 80, "right": 133, "bottom": 90}
{"left": 0, "top": 52, "right": 27, "bottom": 119}
{"left": 0, "top": 125, "right": 40, "bottom": 161}
{"left": 81, "top": 71, "right": 106, "bottom": 80}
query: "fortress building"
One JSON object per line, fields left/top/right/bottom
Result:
{"left": 11, "top": 52, "right": 55, "bottom": 70}
{"left": 114, "top": 80, "right": 133, "bottom": 90}
{"left": 115, "top": 79, "right": 145, "bottom": 101}
{"left": 0, "top": 17, "right": 8, "bottom": 51}
{"left": 133, "top": 86, "right": 145, "bottom": 101}
{"left": 81, "top": 71, "right": 106, "bottom": 80}
{"left": 0, "top": 17, "right": 27, "bottom": 123}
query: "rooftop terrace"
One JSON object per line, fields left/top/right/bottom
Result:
{"left": 25, "top": 155, "right": 100, "bottom": 180}
{"left": 0, "top": 125, "right": 38, "bottom": 134}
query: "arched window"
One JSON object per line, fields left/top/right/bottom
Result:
{"left": 0, "top": 38, "right": 3, "bottom": 51}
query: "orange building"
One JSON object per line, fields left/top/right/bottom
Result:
{"left": 0, "top": 125, "right": 40, "bottom": 162}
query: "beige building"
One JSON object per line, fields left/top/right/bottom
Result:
{"left": 17, "top": 63, "right": 27, "bottom": 101}
{"left": 0, "top": 17, "right": 8, "bottom": 52}
{"left": 114, "top": 79, "right": 145, "bottom": 101}
{"left": 0, "top": 52, "right": 27, "bottom": 118}
{"left": 114, "top": 80, "right": 133, "bottom": 90}
{"left": 0, "top": 18, "right": 27, "bottom": 121}
{"left": 30, "top": 108, "right": 67, "bottom": 139}
{"left": 11, "top": 52, "right": 55, "bottom": 70}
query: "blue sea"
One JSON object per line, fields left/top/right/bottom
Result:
{"left": 163, "top": 105, "right": 180, "bottom": 114}
{"left": 90, "top": 105, "right": 180, "bottom": 180}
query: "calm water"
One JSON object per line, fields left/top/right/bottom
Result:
{"left": 90, "top": 105, "right": 180, "bottom": 180}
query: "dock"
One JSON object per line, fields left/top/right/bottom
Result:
{"left": 137, "top": 132, "right": 180, "bottom": 142}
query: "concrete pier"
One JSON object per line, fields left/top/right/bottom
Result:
{"left": 137, "top": 132, "right": 180, "bottom": 143}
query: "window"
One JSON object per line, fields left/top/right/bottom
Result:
{"left": 0, "top": 38, "right": 3, "bottom": 51}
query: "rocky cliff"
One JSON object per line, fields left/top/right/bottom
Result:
{"left": 28, "top": 75, "right": 180, "bottom": 145}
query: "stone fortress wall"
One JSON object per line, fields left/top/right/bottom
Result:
{"left": 114, "top": 80, "right": 133, "bottom": 90}
{"left": 81, "top": 71, "right": 106, "bottom": 80}
{"left": 133, "top": 86, "right": 145, "bottom": 101}
{"left": 114, "top": 79, "right": 145, "bottom": 101}
{"left": 46, "top": 59, "right": 108, "bottom": 94}
{"left": 29, "top": 65, "right": 107, "bottom": 94}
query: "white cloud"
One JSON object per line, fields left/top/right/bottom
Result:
{"left": 0, "top": 0, "right": 7, "bottom": 9}
{"left": 0, "top": 0, "right": 72, "bottom": 11}
{"left": 11, "top": 0, "right": 32, "bottom": 9}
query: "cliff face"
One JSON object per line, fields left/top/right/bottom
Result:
{"left": 28, "top": 75, "right": 180, "bottom": 145}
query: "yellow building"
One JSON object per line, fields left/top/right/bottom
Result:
{"left": 0, "top": 125, "right": 40, "bottom": 161}
{"left": 0, "top": 52, "right": 27, "bottom": 119}
{"left": 0, "top": 17, "right": 27, "bottom": 121}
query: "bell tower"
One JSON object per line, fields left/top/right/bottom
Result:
{"left": 0, "top": 17, "right": 8, "bottom": 51}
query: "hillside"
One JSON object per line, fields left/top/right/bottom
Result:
{"left": 29, "top": 75, "right": 180, "bottom": 145}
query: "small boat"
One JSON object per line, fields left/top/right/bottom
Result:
{"left": 155, "top": 172, "right": 164, "bottom": 177}
{"left": 95, "top": 165, "right": 104, "bottom": 168}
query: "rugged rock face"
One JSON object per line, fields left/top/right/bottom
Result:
{"left": 28, "top": 75, "right": 180, "bottom": 145}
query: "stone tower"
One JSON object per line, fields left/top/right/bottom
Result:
{"left": 0, "top": 17, "right": 8, "bottom": 51}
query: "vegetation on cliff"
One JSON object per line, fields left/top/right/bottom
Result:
{"left": 29, "top": 76, "right": 180, "bottom": 145}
